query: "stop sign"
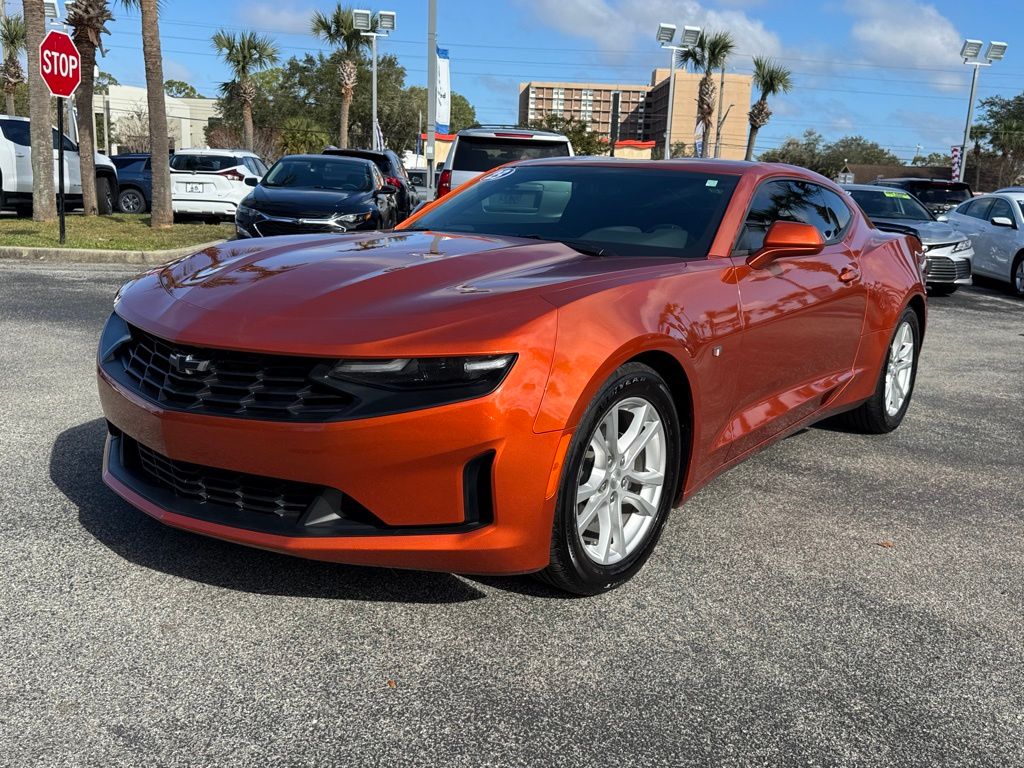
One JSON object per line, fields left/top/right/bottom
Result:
{"left": 39, "top": 30, "right": 81, "bottom": 98}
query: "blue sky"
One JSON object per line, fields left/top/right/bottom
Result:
{"left": 9, "top": 0, "right": 1024, "bottom": 159}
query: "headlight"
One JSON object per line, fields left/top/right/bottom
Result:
{"left": 952, "top": 239, "right": 972, "bottom": 253}
{"left": 235, "top": 202, "right": 258, "bottom": 220}
{"left": 335, "top": 211, "right": 373, "bottom": 225}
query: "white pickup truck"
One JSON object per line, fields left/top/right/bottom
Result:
{"left": 0, "top": 115, "right": 118, "bottom": 216}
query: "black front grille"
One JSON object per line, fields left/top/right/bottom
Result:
{"left": 254, "top": 220, "right": 338, "bottom": 237}
{"left": 926, "top": 255, "right": 969, "bottom": 282}
{"left": 133, "top": 438, "right": 321, "bottom": 522}
{"left": 113, "top": 324, "right": 352, "bottom": 421}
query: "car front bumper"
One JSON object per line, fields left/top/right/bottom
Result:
{"left": 172, "top": 200, "right": 238, "bottom": 218}
{"left": 924, "top": 248, "right": 973, "bottom": 286}
{"left": 96, "top": 364, "right": 565, "bottom": 575}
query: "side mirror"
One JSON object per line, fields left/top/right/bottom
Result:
{"left": 244, "top": 177, "right": 258, "bottom": 187}
{"left": 747, "top": 221, "right": 825, "bottom": 270}
{"left": 378, "top": 184, "right": 398, "bottom": 195}
{"left": 936, "top": 214, "right": 949, "bottom": 222}
{"left": 991, "top": 215, "right": 1015, "bottom": 228}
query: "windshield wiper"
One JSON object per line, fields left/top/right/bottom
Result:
{"left": 514, "top": 234, "right": 614, "bottom": 258}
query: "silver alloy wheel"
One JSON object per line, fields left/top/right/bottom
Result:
{"left": 574, "top": 396, "right": 667, "bottom": 566}
{"left": 884, "top": 320, "right": 915, "bottom": 417}
{"left": 1015, "top": 259, "right": 1024, "bottom": 294}
{"left": 119, "top": 189, "right": 144, "bottom": 214}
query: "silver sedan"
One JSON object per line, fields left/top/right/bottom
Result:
{"left": 944, "top": 192, "right": 1024, "bottom": 297}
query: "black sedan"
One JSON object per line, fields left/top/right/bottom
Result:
{"left": 234, "top": 154, "right": 399, "bottom": 238}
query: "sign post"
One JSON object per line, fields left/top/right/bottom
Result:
{"left": 38, "top": 30, "right": 81, "bottom": 245}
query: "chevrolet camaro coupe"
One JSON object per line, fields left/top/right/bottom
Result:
{"left": 97, "top": 159, "right": 926, "bottom": 595}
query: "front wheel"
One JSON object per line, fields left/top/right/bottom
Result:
{"left": 117, "top": 187, "right": 146, "bottom": 214}
{"left": 840, "top": 308, "right": 921, "bottom": 434}
{"left": 1011, "top": 254, "right": 1024, "bottom": 298}
{"left": 539, "top": 363, "right": 683, "bottom": 595}
{"left": 96, "top": 176, "right": 114, "bottom": 215}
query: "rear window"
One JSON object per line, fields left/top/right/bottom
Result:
{"left": 902, "top": 182, "right": 972, "bottom": 205}
{"left": 170, "top": 154, "right": 240, "bottom": 172}
{"left": 0, "top": 119, "right": 30, "bottom": 147}
{"left": 452, "top": 136, "right": 570, "bottom": 173}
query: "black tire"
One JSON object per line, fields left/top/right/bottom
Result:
{"left": 538, "top": 363, "right": 683, "bottom": 595}
{"left": 840, "top": 308, "right": 921, "bottom": 434}
{"left": 96, "top": 176, "right": 114, "bottom": 215}
{"left": 117, "top": 187, "right": 146, "bottom": 214}
{"left": 15, "top": 204, "right": 31, "bottom": 218}
{"left": 1011, "top": 253, "right": 1024, "bottom": 298}
{"left": 928, "top": 284, "right": 958, "bottom": 296}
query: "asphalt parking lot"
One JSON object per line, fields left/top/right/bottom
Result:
{"left": 1, "top": 259, "right": 1022, "bottom": 767}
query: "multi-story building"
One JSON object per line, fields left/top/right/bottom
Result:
{"left": 518, "top": 69, "right": 754, "bottom": 160}
{"left": 518, "top": 81, "right": 651, "bottom": 141}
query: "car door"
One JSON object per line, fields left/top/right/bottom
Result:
{"left": 52, "top": 128, "right": 82, "bottom": 194}
{"left": 982, "top": 197, "right": 1021, "bottom": 281}
{"left": 950, "top": 198, "right": 995, "bottom": 276}
{"left": 726, "top": 179, "right": 867, "bottom": 457}
{"left": 0, "top": 119, "right": 33, "bottom": 193}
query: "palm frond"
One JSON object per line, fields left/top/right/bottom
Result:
{"left": 751, "top": 56, "right": 793, "bottom": 99}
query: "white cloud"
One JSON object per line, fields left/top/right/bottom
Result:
{"left": 246, "top": 3, "right": 317, "bottom": 36}
{"left": 519, "top": 0, "right": 782, "bottom": 60}
{"left": 844, "top": 0, "right": 963, "bottom": 90}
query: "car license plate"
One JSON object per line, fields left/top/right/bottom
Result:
{"left": 185, "top": 182, "right": 203, "bottom": 193}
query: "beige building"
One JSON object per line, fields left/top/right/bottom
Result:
{"left": 518, "top": 81, "right": 651, "bottom": 140}
{"left": 518, "top": 69, "right": 753, "bottom": 160}
{"left": 92, "top": 85, "right": 221, "bottom": 153}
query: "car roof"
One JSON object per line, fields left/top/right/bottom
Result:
{"left": 841, "top": 183, "right": 916, "bottom": 193}
{"left": 174, "top": 148, "right": 259, "bottom": 156}
{"left": 876, "top": 177, "right": 969, "bottom": 185}
{"left": 0, "top": 116, "right": 28, "bottom": 122}
{"left": 323, "top": 147, "right": 394, "bottom": 160}
{"left": 510, "top": 156, "right": 825, "bottom": 178}
{"left": 456, "top": 127, "right": 569, "bottom": 140}
{"left": 277, "top": 153, "right": 376, "bottom": 166}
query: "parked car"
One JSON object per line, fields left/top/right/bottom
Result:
{"left": 874, "top": 178, "right": 973, "bottom": 216}
{"left": 322, "top": 147, "right": 417, "bottom": 222}
{"left": 945, "top": 192, "right": 1024, "bottom": 297}
{"left": 98, "top": 159, "right": 926, "bottom": 595}
{"left": 843, "top": 183, "right": 973, "bottom": 295}
{"left": 234, "top": 154, "right": 399, "bottom": 238}
{"left": 437, "top": 126, "right": 573, "bottom": 198}
{"left": 170, "top": 148, "right": 267, "bottom": 220}
{"left": 0, "top": 115, "right": 117, "bottom": 216}
{"left": 110, "top": 153, "right": 151, "bottom": 213}
{"left": 407, "top": 168, "right": 429, "bottom": 201}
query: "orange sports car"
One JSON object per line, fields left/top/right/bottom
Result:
{"left": 97, "top": 159, "right": 926, "bottom": 594}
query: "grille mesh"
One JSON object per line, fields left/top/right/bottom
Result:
{"left": 133, "top": 438, "right": 320, "bottom": 520}
{"left": 926, "top": 255, "right": 971, "bottom": 282}
{"left": 115, "top": 325, "right": 351, "bottom": 421}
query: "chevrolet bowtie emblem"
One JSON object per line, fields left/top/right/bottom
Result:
{"left": 168, "top": 352, "right": 211, "bottom": 375}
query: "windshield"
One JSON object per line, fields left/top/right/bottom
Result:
{"left": 263, "top": 158, "right": 373, "bottom": 191}
{"left": 904, "top": 183, "right": 972, "bottom": 205}
{"left": 850, "top": 189, "right": 933, "bottom": 221}
{"left": 452, "top": 136, "right": 570, "bottom": 173}
{"left": 406, "top": 165, "right": 740, "bottom": 259}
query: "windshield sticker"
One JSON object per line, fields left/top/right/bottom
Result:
{"left": 706, "top": 179, "right": 719, "bottom": 187}
{"left": 883, "top": 190, "right": 912, "bottom": 198}
{"left": 483, "top": 167, "right": 517, "bottom": 181}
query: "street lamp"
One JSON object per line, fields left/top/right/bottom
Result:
{"left": 354, "top": 9, "right": 396, "bottom": 150}
{"left": 656, "top": 23, "right": 701, "bottom": 160}
{"left": 958, "top": 38, "right": 1007, "bottom": 182}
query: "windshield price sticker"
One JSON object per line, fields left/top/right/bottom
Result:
{"left": 883, "top": 190, "right": 912, "bottom": 199}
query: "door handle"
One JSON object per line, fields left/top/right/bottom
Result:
{"left": 838, "top": 265, "right": 860, "bottom": 283}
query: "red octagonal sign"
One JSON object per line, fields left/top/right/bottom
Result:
{"left": 39, "top": 30, "right": 81, "bottom": 98}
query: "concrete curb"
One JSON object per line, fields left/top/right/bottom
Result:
{"left": 0, "top": 239, "right": 228, "bottom": 266}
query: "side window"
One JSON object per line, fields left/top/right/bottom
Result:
{"left": 989, "top": 198, "right": 1015, "bottom": 225}
{"left": 815, "top": 186, "right": 853, "bottom": 242}
{"left": 144, "top": 158, "right": 152, "bottom": 171}
{"left": 169, "top": 155, "right": 191, "bottom": 171}
{"left": 735, "top": 180, "right": 841, "bottom": 254}
{"left": 241, "top": 156, "right": 259, "bottom": 175}
{"left": 0, "top": 120, "right": 31, "bottom": 146}
{"left": 52, "top": 128, "right": 76, "bottom": 152}
{"left": 965, "top": 198, "right": 994, "bottom": 220}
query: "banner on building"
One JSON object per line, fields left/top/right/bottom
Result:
{"left": 951, "top": 145, "right": 961, "bottom": 181}
{"left": 436, "top": 46, "right": 451, "bottom": 134}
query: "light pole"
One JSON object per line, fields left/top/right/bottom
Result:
{"left": 656, "top": 23, "right": 700, "bottom": 160}
{"left": 958, "top": 39, "right": 1007, "bottom": 182}
{"left": 354, "top": 9, "right": 396, "bottom": 151}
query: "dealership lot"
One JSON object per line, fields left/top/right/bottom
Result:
{"left": 0, "top": 260, "right": 1021, "bottom": 767}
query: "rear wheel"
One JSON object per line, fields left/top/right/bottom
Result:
{"left": 840, "top": 308, "right": 920, "bottom": 434}
{"left": 539, "top": 363, "right": 682, "bottom": 595}
{"left": 96, "top": 176, "right": 114, "bottom": 215}
{"left": 1011, "top": 253, "right": 1024, "bottom": 298}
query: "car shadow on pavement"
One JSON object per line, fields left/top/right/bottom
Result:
{"left": 51, "top": 419, "right": 487, "bottom": 604}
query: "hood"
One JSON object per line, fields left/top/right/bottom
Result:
{"left": 870, "top": 218, "right": 966, "bottom": 245}
{"left": 116, "top": 231, "right": 678, "bottom": 354}
{"left": 247, "top": 184, "right": 374, "bottom": 218}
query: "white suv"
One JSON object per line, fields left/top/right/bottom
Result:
{"left": 436, "top": 127, "right": 573, "bottom": 198}
{"left": 0, "top": 115, "right": 118, "bottom": 215}
{"left": 170, "top": 148, "right": 267, "bottom": 219}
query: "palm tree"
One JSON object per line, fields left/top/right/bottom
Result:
{"left": 678, "top": 30, "right": 735, "bottom": 158}
{"left": 22, "top": 0, "right": 55, "bottom": 220}
{"left": 1, "top": 14, "right": 26, "bottom": 116}
{"left": 68, "top": 0, "right": 113, "bottom": 216}
{"left": 212, "top": 30, "right": 278, "bottom": 151}
{"left": 119, "top": 0, "right": 172, "bottom": 227}
{"left": 310, "top": 4, "right": 374, "bottom": 148}
{"left": 744, "top": 57, "right": 793, "bottom": 161}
